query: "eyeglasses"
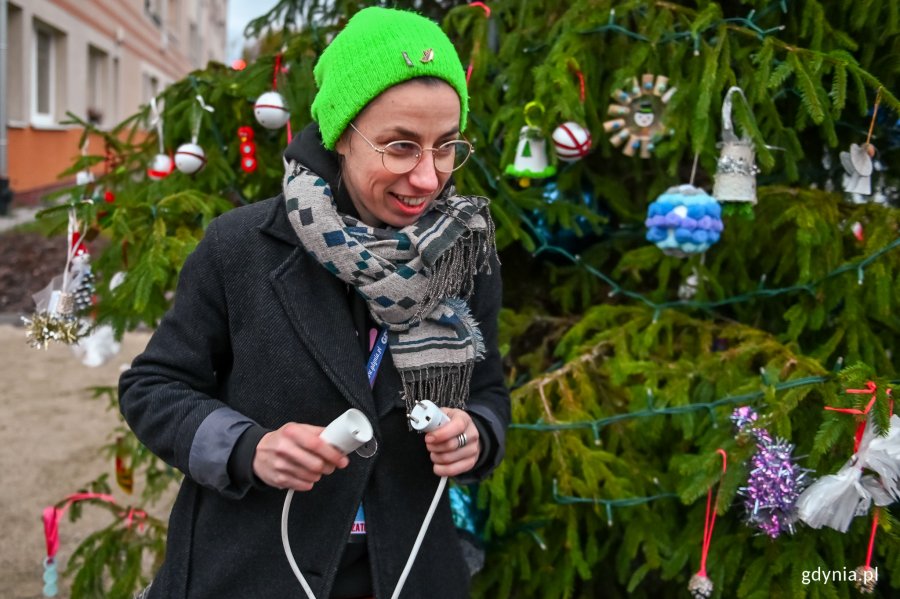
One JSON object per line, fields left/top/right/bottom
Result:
{"left": 348, "top": 122, "right": 474, "bottom": 174}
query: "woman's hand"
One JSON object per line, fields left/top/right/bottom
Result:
{"left": 253, "top": 423, "right": 350, "bottom": 491}
{"left": 424, "top": 408, "right": 479, "bottom": 477}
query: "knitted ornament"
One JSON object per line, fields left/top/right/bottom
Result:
{"left": 645, "top": 184, "right": 723, "bottom": 256}
{"left": 552, "top": 122, "right": 592, "bottom": 162}
{"left": 311, "top": 7, "right": 469, "bottom": 149}
{"left": 254, "top": 91, "right": 290, "bottom": 130}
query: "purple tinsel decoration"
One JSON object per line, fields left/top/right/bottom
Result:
{"left": 731, "top": 407, "right": 808, "bottom": 538}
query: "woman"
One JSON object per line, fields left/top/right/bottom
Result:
{"left": 119, "top": 7, "right": 509, "bottom": 599}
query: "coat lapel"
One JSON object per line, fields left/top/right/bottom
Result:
{"left": 261, "top": 197, "right": 377, "bottom": 420}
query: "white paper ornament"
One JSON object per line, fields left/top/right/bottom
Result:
{"left": 552, "top": 122, "right": 592, "bottom": 162}
{"left": 840, "top": 143, "right": 875, "bottom": 195}
{"left": 147, "top": 153, "right": 174, "bottom": 180}
{"left": 254, "top": 91, "right": 291, "bottom": 129}
{"left": 174, "top": 142, "right": 207, "bottom": 175}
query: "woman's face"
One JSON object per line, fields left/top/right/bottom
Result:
{"left": 335, "top": 79, "right": 461, "bottom": 228}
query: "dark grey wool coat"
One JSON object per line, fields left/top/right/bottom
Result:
{"left": 118, "top": 131, "right": 509, "bottom": 599}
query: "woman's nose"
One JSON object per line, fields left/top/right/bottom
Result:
{"left": 406, "top": 152, "right": 440, "bottom": 192}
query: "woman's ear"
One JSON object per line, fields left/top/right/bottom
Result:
{"left": 335, "top": 130, "right": 351, "bottom": 157}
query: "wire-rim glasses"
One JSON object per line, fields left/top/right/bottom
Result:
{"left": 348, "top": 122, "right": 474, "bottom": 174}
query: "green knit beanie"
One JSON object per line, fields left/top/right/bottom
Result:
{"left": 311, "top": 7, "right": 469, "bottom": 150}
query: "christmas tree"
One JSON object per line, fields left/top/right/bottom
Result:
{"left": 35, "top": 0, "right": 900, "bottom": 597}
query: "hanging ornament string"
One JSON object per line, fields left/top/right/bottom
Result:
{"left": 465, "top": 2, "right": 491, "bottom": 85}
{"left": 567, "top": 60, "right": 586, "bottom": 104}
{"left": 824, "top": 381, "right": 892, "bottom": 452}
{"left": 272, "top": 53, "right": 283, "bottom": 91}
{"left": 62, "top": 208, "right": 87, "bottom": 293}
{"left": 524, "top": 100, "right": 544, "bottom": 128}
{"left": 699, "top": 449, "right": 727, "bottom": 578}
{"left": 41, "top": 492, "right": 147, "bottom": 597}
{"left": 149, "top": 97, "right": 165, "bottom": 155}
{"left": 271, "top": 53, "right": 293, "bottom": 143}
{"left": 191, "top": 94, "right": 215, "bottom": 145}
{"left": 865, "top": 88, "right": 882, "bottom": 149}
{"left": 865, "top": 510, "right": 879, "bottom": 569}
{"left": 688, "top": 448, "right": 727, "bottom": 599}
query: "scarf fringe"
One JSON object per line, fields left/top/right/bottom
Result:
{"left": 416, "top": 206, "right": 496, "bottom": 323}
{"left": 400, "top": 362, "right": 475, "bottom": 414}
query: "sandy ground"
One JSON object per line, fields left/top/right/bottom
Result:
{"left": 0, "top": 323, "right": 160, "bottom": 598}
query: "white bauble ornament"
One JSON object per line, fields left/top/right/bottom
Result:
{"left": 551, "top": 122, "right": 592, "bottom": 162}
{"left": 147, "top": 153, "right": 174, "bottom": 180}
{"left": 254, "top": 91, "right": 290, "bottom": 129}
{"left": 174, "top": 143, "right": 207, "bottom": 175}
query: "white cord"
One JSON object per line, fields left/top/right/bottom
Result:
{"left": 281, "top": 489, "right": 316, "bottom": 599}
{"left": 390, "top": 475, "right": 447, "bottom": 599}
{"left": 281, "top": 475, "right": 449, "bottom": 599}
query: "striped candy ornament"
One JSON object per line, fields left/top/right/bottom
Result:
{"left": 551, "top": 121, "right": 592, "bottom": 162}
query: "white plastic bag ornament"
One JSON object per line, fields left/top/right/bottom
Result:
{"left": 713, "top": 87, "right": 760, "bottom": 212}
{"left": 797, "top": 414, "right": 900, "bottom": 532}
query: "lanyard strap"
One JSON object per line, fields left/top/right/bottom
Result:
{"left": 366, "top": 327, "right": 389, "bottom": 388}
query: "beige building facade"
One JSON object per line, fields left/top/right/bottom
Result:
{"left": 4, "top": 0, "right": 228, "bottom": 200}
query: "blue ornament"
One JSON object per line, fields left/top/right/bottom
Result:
{"left": 645, "top": 184, "right": 724, "bottom": 256}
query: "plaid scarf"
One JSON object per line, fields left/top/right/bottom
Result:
{"left": 283, "top": 161, "right": 496, "bottom": 412}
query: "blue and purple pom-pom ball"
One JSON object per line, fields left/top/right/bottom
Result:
{"left": 645, "top": 184, "right": 724, "bottom": 256}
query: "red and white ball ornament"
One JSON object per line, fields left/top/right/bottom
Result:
{"left": 552, "top": 122, "right": 592, "bottom": 162}
{"left": 254, "top": 91, "right": 290, "bottom": 130}
{"left": 174, "top": 143, "right": 207, "bottom": 175}
{"left": 147, "top": 153, "right": 174, "bottom": 180}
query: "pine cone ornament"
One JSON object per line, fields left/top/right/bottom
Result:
{"left": 688, "top": 573, "right": 714, "bottom": 599}
{"left": 74, "top": 270, "right": 95, "bottom": 312}
{"left": 854, "top": 566, "right": 877, "bottom": 594}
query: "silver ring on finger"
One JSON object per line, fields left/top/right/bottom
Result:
{"left": 456, "top": 432, "right": 468, "bottom": 449}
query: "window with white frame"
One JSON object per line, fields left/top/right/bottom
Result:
{"left": 142, "top": 72, "right": 160, "bottom": 105}
{"left": 87, "top": 46, "right": 109, "bottom": 125}
{"left": 145, "top": 0, "right": 162, "bottom": 27}
{"left": 32, "top": 22, "right": 56, "bottom": 125}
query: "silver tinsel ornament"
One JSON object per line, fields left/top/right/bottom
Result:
{"left": 688, "top": 573, "right": 714, "bottom": 599}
